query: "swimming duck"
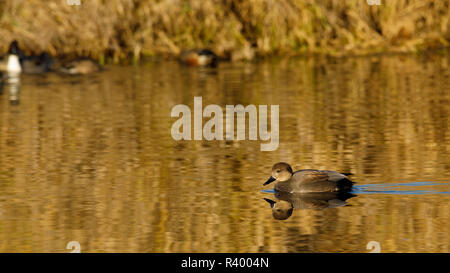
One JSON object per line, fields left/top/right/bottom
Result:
{"left": 59, "top": 58, "right": 101, "bottom": 75}
{"left": 263, "top": 162, "right": 354, "bottom": 193}
{"left": 179, "top": 49, "right": 218, "bottom": 67}
{"left": 264, "top": 191, "right": 355, "bottom": 220}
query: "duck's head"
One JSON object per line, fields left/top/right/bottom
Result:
{"left": 263, "top": 162, "right": 293, "bottom": 186}
{"left": 264, "top": 198, "right": 293, "bottom": 220}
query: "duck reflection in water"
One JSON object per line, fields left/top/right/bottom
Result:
{"left": 0, "top": 74, "right": 20, "bottom": 105}
{"left": 0, "top": 71, "right": 21, "bottom": 106}
{"left": 263, "top": 162, "right": 354, "bottom": 193}
{"left": 0, "top": 41, "right": 23, "bottom": 105}
{"left": 264, "top": 191, "right": 356, "bottom": 220}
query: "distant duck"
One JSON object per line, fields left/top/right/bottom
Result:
{"left": 0, "top": 41, "right": 22, "bottom": 74}
{"left": 59, "top": 58, "right": 101, "bottom": 75}
{"left": 0, "top": 54, "right": 21, "bottom": 74}
{"left": 179, "top": 49, "right": 218, "bottom": 67}
{"left": 1, "top": 40, "right": 54, "bottom": 74}
{"left": 21, "top": 52, "right": 54, "bottom": 74}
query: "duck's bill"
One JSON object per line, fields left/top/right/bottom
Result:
{"left": 263, "top": 176, "right": 276, "bottom": 186}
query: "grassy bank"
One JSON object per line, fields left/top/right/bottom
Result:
{"left": 1, "top": 0, "right": 449, "bottom": 62}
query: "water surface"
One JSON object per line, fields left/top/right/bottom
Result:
{"left": 0, "top": 54, "right": 449, "bottom": 252}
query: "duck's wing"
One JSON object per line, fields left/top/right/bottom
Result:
{"left": 292, "top": 170, "right": 330, "bottom": 185}
{"left": 293, "top": 170, "right": 349, "bottom": 184}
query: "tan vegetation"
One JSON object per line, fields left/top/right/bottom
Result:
{"left": 0, "top": 0, "right": 449, "bottom": 62}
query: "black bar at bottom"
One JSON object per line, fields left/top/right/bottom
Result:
{"left": 0, "top": 253, "right": 447, "bottom": 272}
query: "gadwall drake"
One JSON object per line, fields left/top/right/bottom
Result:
{"left": 179, "top": 49, "right": 218, "bottom": 67}
{"left": 263, "top": 162, "right": 354, "bottom": 193}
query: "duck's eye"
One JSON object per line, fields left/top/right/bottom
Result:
{"left": 276, "top": 170, "right": 281, "bottom": 173}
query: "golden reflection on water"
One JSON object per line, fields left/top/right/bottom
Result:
{"left": 0, "top": 55, "right": 449, "bottom": 252}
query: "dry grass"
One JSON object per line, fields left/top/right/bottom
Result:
{"left": 0, "top": 0, "right": 449, "bottom": 62}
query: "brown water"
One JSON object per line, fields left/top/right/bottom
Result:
{"left": 0, "top": 54, "right": 449, "bottom": 253}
